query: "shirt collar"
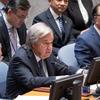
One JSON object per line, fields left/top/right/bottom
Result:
{"left": 49, "top": 7, "right": 62, "bottom": 20}
{"left": 3, "top": 13, "right": 13, "bottom": 30}
{"left": 34, "top": 53, "right": 41, "bottom": 62}
{"left": 94, "top": 25, "right": 100, "bottom": 36}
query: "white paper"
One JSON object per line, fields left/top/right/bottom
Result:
{"left": 15, "top": 95, "right": 49, "bottom": 100}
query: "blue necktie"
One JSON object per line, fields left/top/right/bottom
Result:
{"left": 58, "top": 16, "right": 65, "bottom": 39}
{"left": 58, "top": 16, "right": 65, "bottom": 34}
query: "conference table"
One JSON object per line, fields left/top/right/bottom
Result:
{"left": 22, "top": 87, "right": 96, "bottom": 100}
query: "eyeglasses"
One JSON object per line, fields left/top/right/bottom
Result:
{"left": 15, "top": 13, "right": 28, "bottom": 20}
{"left": 12, "top": 9, "right": 28, "bottom": 20}
{"left": 96, "top": 14, "right": 100, "bottom": 16}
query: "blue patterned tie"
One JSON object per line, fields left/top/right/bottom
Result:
{"left": 58, "top": 16, "right": 65, "bottom": 34}
{"left": 58, "top": 16, "right": 65, "bottom": 40}
{"left": 9, "top": 27, "right": 17, "bottom": 56}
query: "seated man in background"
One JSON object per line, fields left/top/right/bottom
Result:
{"left": 66, "top": 0, "right": 93, "bottom": 38}
{"left": 0, "top": 0, "right": 30, "bottom": 63}
{"left": 32, "top": 0, "right": 79, "bottom": 56}
{"left": 6, "top": 22, "right": 79, "bottom": 99}
{"left": 75, "top": 4, "right": 100, "bottom": 68}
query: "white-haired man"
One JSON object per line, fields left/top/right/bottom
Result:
{"left": 6, "top": 22, "right": 79, "bottom": 99}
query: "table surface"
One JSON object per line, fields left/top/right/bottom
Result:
{"left": 24, "top": 87, "right": 96, "bottom": 100}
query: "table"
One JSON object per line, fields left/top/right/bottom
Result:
{"left": 24, "top": 87, "right": 96, "bottom": 100}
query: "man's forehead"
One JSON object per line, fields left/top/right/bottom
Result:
{"left": 97, "top": 6, "right": 100, "bottom": 14}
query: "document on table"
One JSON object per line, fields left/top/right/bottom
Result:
{"left": 15, "top": 95, "right": 49, "bottom": 100}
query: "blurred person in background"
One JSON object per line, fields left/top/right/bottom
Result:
{"left": 33, "top": 0, "right": 79, "bottom": 56}
{"left": 66, "top": 0, "right": 93, "bottom": 38}
{"left": 75, "top": 4, "right": 100, "bottom": 68}
{"left": 0, "top": 0, "right": 30, "bottom": 63}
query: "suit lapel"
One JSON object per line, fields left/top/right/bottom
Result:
{"left": 46, "top": 9, "right": 62, "bottom": 39}
{"left": 0, "top": 16, "right": 10, "bottom": 41}
{"left": 23, "top": 47, "right": 41, "bottom": 76}
{"left": 0, "top": 16, "right": 11, "bottom": 57}
{"left": 17, "top": 23, "right": 26, "bottom": 45}
{"left": 62, "top": 15, "right": 71, "bottom": 44}
{"left": 91, "top": 26, "right": 100, "bottom": 49}
{"left": 45, "top": 58, "right": 55, "bottom": 76}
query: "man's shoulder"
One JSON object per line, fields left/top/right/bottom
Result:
{"left": 17, "top": 23, "right": 26, "bottom": 30}
{"left": 47, "top": 54, "right": 62, "bottom": 65}
{"left": 35, "top": 9, "right": 48, "bottom": 17}
{"left": 76, "top": 26, "right": 96, "bottom": 47}
{"left": 34, "top": 8, "right": 51, "bottom": 20}
{"left": 47, "top": 54, "right": 56, "bottom": 60}
{"left": 78, "top": 26, "right": 94, "bottom": 39}
{"left": 14, "top": 46, "right": 28, "bottom": 58}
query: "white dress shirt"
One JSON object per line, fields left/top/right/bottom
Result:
{"left": 49, "top": 7, "right": 62, "bottom": 32}
{"left": 3, "top": 13, "right": 21, "bottom": 56}
{"left": 34, "top": 54, "right": 48, "bottom": 77}
{"left": 94, "top": 25, "right": 100, "bottom": 36}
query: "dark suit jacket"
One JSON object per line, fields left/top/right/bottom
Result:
{"left": 75, "top": 25, "right": 100, "bottom": 68}
{"left": 32, "top": 8, "right": 79, "bottom": 56}
{"left": 6, "top": 45, "right": 78, "bottom": 98}
{"left": 0, "top": 16, "right": 27, "bottom": 62}
{"left": 67, "top": 0, "right": 93, "bottom": 32}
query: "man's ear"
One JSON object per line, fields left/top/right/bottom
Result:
{"left": 93, "top": 16, "right": 97, "bottom": 23}
{"left": 7, "top": 8, "right": 13, "bottom": 15}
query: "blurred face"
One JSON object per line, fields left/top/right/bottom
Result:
{"left": 49, "top": 0, "right": 68, "bottom": 15}
{"left": 32, "top": 33, "right": 54, "bottom": 59}
{"left": 94, "top": 6, "right": 100, "bottom": 29}
{"left": 7, "top": 8, "right": 28, "bottom": 28}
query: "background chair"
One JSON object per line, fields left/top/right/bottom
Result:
{"left": 0, "top": 62, "right": 8, "bottom": 98}
{"left": 58, "top": 43, "right": 78, "bottom": 68}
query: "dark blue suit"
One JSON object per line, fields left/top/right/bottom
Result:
{"left": 0, "top": 16, "right": 27, "bottom": 62}
{"left": 32, "top": 8, "right": 79, "bottom": 56}
{"left": 6, "top": 45, "right": 78, "bottom": 98}
{"left": 75, "top": 25, "right": 100, "bottom": 68}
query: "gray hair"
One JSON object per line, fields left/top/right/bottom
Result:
{"left": 26, "top": 22, "right": 53, "bottom": 47}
